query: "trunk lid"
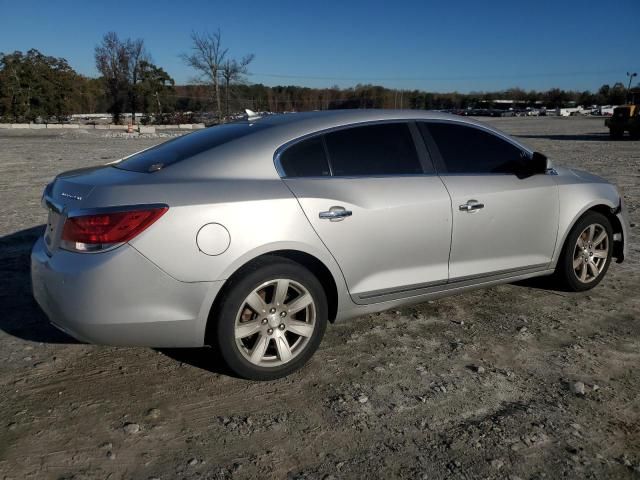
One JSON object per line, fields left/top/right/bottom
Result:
{"left": 43, "top": 165, "right": 148, "bottom": 254}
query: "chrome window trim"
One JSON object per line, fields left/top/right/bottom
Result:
{"left": 274, "top": 119, "right": 428, "bottom": 179}
{"left": 282, "top": 173, "right": 439, "bottom": 180}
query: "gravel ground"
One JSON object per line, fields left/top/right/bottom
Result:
{"left": 0, "top": 117, "right": 638, "bottom": 479}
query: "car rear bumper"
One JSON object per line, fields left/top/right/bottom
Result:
{"left": 31, "top": 236, "right": 220, "bottom": 347}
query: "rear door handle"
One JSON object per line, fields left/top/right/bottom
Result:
{"left": 459, "top": 200, "right": 485, "bottom": 212}
{"left": 319, "top": 206, "right": 352, "bottom": 221}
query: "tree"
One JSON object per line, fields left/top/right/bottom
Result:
{"left": 127, "top": 38, "right": 149, "bottom": 123}
{"left": 181, "top": 30, "right": 227, "bottom": 122}
{"left": 94, "top": 32, "right": 149, "bottom": 124}
{"left": 221, "top": 54, "right": 254, "bottom": 118}
{"left": 136, "top": 60, "right": 175, "bottom": 117}
{"left": 95, "top": 32, "right": 128, "bottom": 124}
{"left": 0, "top": 49, "right": 77, "bottom": 122}
{"left": 182, "top": 29, "right": 255, "bottom": 122}
{"left": 609, "top": 82, "right": 627, "bottom": 105}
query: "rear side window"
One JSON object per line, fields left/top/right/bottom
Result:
{"left": 324, "top": 123, "right": 422, "bottom": 176}
{"left": 279, "top": 136, "right": 330, "bottom": 177}
{"left": 115, "top": 123, "right": 268, "bottom": 173}
{"left": 425, "top": 122, "right": 525, "bottom": 174}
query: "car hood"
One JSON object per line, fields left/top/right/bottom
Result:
{"left": 554, "top": 166, "right": 610, "bottom": 185}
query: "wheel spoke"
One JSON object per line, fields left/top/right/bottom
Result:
{"left": 576, "top": 237, "right": 585, "bottom": 249}
{"left": 592, "top": 249, "right": 607, "bottom": 258}
{"left": 250, "top": 334, "right": 270, "bottom": 363}
{"left": 246, "top": 291, "right": 267, "bottom": 314}
{"left": 275, "top": 334, "right": 292, "bottom": 362}
{"left": 593, "top": 230, "right": 607, "bottom": 247}
{"left": 588, "top": 261, "right": 599, "bottom": 277}
{"left": 274, "top": 279, "right": 289, "bottom": 307}
{"left": 573, "top": 256, "right": 583, "bottom": 269}
{"left": 580, "top": 262, "right": 588, "bottom": 281}
{"left": 235, "top": 320, "right": 261, "bottom": 339}
{"left": 587, "top": 225, "right": 596, "bottom": 242}
{"left": 286, "top": 320, "right": 314, "bottom": 337}
{"left": 286, "top": 293, "right": 313, "bottom": 315}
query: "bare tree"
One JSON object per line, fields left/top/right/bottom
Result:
{"left": 181, "top": 30, "right": 227, "bottom": 122}
{"left": 95, "top": 32, "right": 148, "bottom": 124}
{"left": 95, "top": 32, "right": 129, "bottom": 124}
{"left": 221, "top": 54, "right": 254, "bottom": 118}
{"left": 127, "top": 39, "right": 149, "bottom": 123}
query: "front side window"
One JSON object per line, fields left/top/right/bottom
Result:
{"left": 324, "top": 123, "right": 422, "bottom": 176}
{"left": 425, "top": 122, "right": 525, "bottom": 174}
{"left": 279, "top": 136, "right": 331, "bottom": 177}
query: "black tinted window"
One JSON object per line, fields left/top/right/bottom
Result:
{"left": 280, "top": 136, "right": 330, "bottom": 177}
{"left": 325, "top": 123, "right": 422, "bottom": 176}
{"left": 115, "top": 123, "right": 268, "bottom": 173}
{"left": 426, "top": 123, "right": 524, "bottom": 174}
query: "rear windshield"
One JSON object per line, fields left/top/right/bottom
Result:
{"left": 114, "top": 123, "right": 268, "bottom": 172}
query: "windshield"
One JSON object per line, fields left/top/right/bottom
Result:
{"left": 113, "top": 123, "right": 268, "bottom": 172}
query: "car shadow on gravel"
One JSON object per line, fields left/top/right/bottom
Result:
{"left": 512, "top": 275, "right": 583, "bottom": 294}
{"left": 0, "top": 225, "right": 79, "bottom": 344}
{"left": 158, "top": 347, "right": 239, "bottom": 378}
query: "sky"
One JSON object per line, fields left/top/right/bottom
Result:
{"left": 0, "top": 0, "right": 638, "bottom": 93}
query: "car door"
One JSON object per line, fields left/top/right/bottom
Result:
{"left": 420, "top": 121, "right": 559, "bottom": 280}
{"left": 278, "top": 121, "right": 452, "bottom": 304}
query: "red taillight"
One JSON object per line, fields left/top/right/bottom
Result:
{"left": 61, "top": 206, "right": 167, "bottom": 251}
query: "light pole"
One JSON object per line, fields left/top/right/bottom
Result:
{"left": 627, "top": 72, "right": 638, "bottom": 103}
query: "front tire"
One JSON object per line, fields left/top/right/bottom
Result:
{"left": 554, "top": 212, "right": 613, "bottom": 292}
{"left": 213, "top": 257, "right": 328, "bottom": 380}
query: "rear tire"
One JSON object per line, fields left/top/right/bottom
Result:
{"left": 630, "top": 127, "right": 640, "bottom": 140}
{"left": 554, "top": 211, "right": 613, "bottom": 292}
{"left": 213, "top": 256, "right": 327, "bottom": 380}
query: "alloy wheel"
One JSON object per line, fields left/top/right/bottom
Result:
{"left": 234, "top": 279, "right": 316, "bottom": 367}
{"left": 572, "top": 223, "right": 609, "bottom": 284}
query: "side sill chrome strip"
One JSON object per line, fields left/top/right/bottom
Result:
{"left": 358, "top": 279, "right": 446, "bottom": 300}
{"left": 353, "top": 263, "right": 550, "bottom": 304}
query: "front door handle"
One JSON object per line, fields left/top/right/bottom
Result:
{"left": 459, "top": 200, "right": 485, "bottom": 212}
{"left": 319, "top": 206, "right": 352, "bottom": 221}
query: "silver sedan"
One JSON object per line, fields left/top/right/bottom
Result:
{"left": 31, "top": 110, "right": 629, "bottom": 380}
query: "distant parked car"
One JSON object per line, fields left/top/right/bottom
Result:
{"left": 32, "top": 110, "right": 629, "bottom": 379}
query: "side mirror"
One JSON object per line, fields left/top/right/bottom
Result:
{"left": 516, "top": 151, "right": 547, "bottom": 179}
{"left": 531, "top": 152, "right": 548, "bottom": 173}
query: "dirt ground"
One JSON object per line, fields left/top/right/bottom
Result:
{"left": 0, "top": 117, "right": 638, "bottom": 480}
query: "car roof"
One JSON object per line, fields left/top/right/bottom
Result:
{"left": 237, "top": 108, "right": 484, "bottom": 131}
{"left": 156, "top": 109, "right": 533, "bottom": 179}
{"left": 231, "top": 109, "right": 527, "bottom": 150}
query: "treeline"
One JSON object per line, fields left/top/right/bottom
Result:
{"left": 199, "top": 83, "right": 632, "bottom": 112}
{"left": 0, "top": 39, "right": 636, "bottom": 124}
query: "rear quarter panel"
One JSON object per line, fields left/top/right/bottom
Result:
{"left": 126, "top": 178, "right": 353, "bottom": 317}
